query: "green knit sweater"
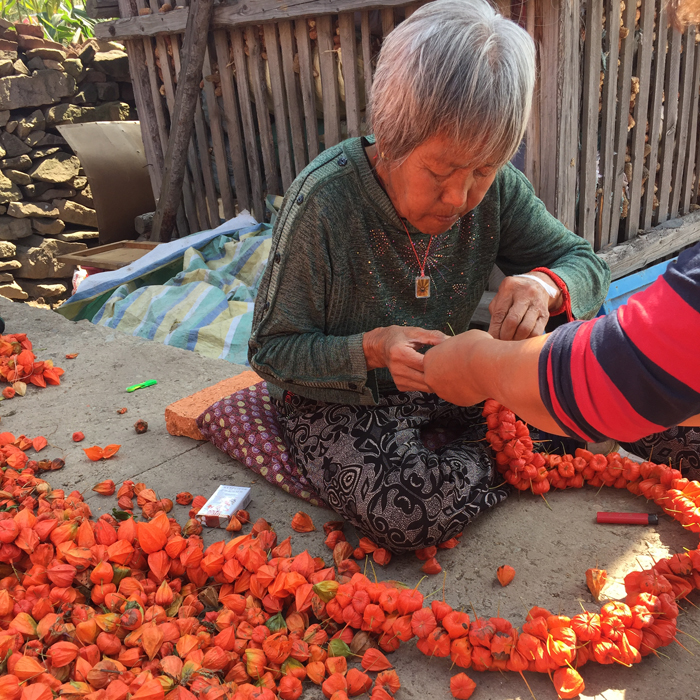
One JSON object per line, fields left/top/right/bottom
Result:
{"left": 249, "top": 136, "right": 610, "bottom": 405}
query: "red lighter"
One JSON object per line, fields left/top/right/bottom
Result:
{"left": 596, "top": 512, "right": 659, "bottom": 525}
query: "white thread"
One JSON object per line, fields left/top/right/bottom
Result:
{"left": 513, "top": 273, "right": 558, "bottom": 299}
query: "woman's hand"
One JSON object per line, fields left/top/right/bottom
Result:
{"left": 488, "top": 273, "right": 562, "bottom": 340}
{"left": 363, "top": 325, "right": 448, "bottom": 392}
{"left": 424, "top": 329, "right": 494, "bottom": 406}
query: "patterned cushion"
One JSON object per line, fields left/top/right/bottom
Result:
{"left": 196, "top": 381, "right": 329, "bottom": 508}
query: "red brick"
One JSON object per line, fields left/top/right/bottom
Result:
{"left": 14, "top": 23, "right": 44, "bottom": 39}
{"left": 165, "top": 370, "right": 262, "bottom": 441}
{"left": 16, "top": 35, "right": 63, "bottom": 51}
{"left": 0, "top": 40, "right": 18, "bottom": 52}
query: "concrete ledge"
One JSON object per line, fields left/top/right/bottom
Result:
{"left": 165, "top": 370, "right": 262, "bottom": 440}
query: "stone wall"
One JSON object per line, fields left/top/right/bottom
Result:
{"left": 0, "top": 20, "right": 135, "bottom": 304}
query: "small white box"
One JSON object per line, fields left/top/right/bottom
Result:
{"left": 196, "top": 485, "right": 252, "bottom": 528}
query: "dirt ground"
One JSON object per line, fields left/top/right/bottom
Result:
{"left": 4, "top": 297, "right": 700, "bottom": 700}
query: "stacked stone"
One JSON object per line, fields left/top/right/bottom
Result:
{"left": 0, "top": 20, "right": 136, "bottom": 303}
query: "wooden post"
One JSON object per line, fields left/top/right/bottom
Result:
{"left": 150, "top": 0, "right": 215, "bottom": 243}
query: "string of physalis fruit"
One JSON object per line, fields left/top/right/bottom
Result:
{"left": 0, "top": 335, "right": 699, "bottom": 700}
{"left": 478, "top": 398, "right": 700, "bottom": 699}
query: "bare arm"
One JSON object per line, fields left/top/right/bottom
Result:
{"left": 423, "top": 329, "right": 564, "bottom": 433}
{"left": 424, "top": 329, "right": 700, "bottom": 437}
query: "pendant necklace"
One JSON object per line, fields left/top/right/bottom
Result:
{"left": 372, "top": 149, "right": 433, "bottom": 298}
{"left": 400, "top": 217, "right": 433, "bottom": 298}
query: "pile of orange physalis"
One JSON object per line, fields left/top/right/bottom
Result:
{"left": 0, "top": 334, "right": 64, "bottom": 398}
{"left": 0, "top": 395, "right": 698, "bottom": 700}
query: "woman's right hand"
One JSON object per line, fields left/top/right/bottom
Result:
{"left": 363, "top": 325, "right": 448, "bottom": 392}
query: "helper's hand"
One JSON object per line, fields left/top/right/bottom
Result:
{"left": 424, "top": 329, "right": 494, "bottom": 406}
{"left": 363, "top": 325, "right": 448, "bottom": 392}
{"left": 488, "top": 272, "right": 562, "bottom": 340}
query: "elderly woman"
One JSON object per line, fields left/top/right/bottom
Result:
{"left": 248, "top": 0, "right": 609, "bottom": 553}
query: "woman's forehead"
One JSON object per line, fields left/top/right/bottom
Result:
{"left": 416, "top": 136, "right": 489, "bottom": 169}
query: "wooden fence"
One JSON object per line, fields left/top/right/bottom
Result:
{"left": 96, "top": 0, "right": 700, "bottom": 258}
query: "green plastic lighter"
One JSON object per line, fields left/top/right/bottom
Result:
{"left": 126, "top": 380, "right": 158, "bottom": 393}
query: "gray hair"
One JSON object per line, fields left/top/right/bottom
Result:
{"left": 370, "top": 0, "right": 536, "bottom": 167}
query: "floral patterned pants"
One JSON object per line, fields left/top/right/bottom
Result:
{"left": 273, "top": 391, "right": 510, "bottom": 553}
{"left": 623, "top": 426, "right": 700, "bottom": 482}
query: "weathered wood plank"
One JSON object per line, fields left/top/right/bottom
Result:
{"left": 295, "top": 18, "right": 320, "bottom": 161}
{"left": 247, "top": 26, "right": 281, "bottom": 195}
{"left": 194, "top": 97, "right": 220, "bottom": 228}
{"left": 598, "top": 210, "right": 700, "bottom": 280}
{"left": 151, "top": 0, "right": 214, "bottom": 242}
{"left": 578, "top": 0, "right": 603, "bottom": 245}
{"left": 641, "top": 0, "right": 668, "bottom": 230}
{"left": 278, "top": 20, "right": 307, "bottom": 174}
{"left": 597, "top": 0, "right": 621, "bottom": 248}
{"left": 143, "top": 37, "right": 170, "bottom": 174}
{"left": 625, "top": 0, "right": 655, "bottom": 240}
{"left": 360, "top": 10, "right": 373, "bottom": 111}
{"left": 656, "top": 25, "right": 682, "bottom": 223}
{"left": 381, "top": 7, "right": 394, "bottom": 36}
{"left": 213, "top": 29, "right": 252, "bottom": 215}
{"left": 682, "top": 27, "right": 700, "bottom": 210}
{"left": 671, "top": 26, "right": 695, "bottom": 217}
{"left": 263, "top": 22, "right": 294, "bottom": 190}
{"left": 523, "top": 0, "right": 537, "bottom": 188}
{"left": 172, "top": 35, "right": 211, "bottom": 231}
{"left": 98, "top": 0, "right": 425, "bottom": 41}
{"left": 230, "top": 27, "right": 265, "bottom": 220}
{"left": 608, "top": 0, "right": 636, "bottom": 242}
{"left": 317, "top": 15, "right": 341, "bottom": 148}
{"left": 339, "top": 12, "right": 361, "bottom": 138}
{"left": 201, "top": 45, "right": 236, "bottom": 220}
{"left": 155, "top": 33, "right": 193, "bottom": 236}
{"left": 535, "top": 0, "right": 559, "bottom": 216}
{"left": 555, "top": 0, "right": 579, "bottom": 232}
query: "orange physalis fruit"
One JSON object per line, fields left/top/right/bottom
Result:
{"left": 306, "top": 660, "right": 326, "bottom": 685}
{"left": 72, "top": 431, "right": 85, "bottom": 442}
{"left": 93, "top": 480, "right": 116, "bottom": 496}
{"left": 102, "top": 444, "right": 121, "bottom": 459}
{"left": 83, "top": 445, "right": 121, "bottom": 461}
{"left": 2, "top": 387, "right": 15, "bottom": 399}
{"left": 361, "top": 648, "right": 392, "bottom": 671}
{"left": 176, "top": 492, "right": 193, "bottom": 505}
{"left": 497, "top": 565, "right": 515, "bottom": 587}
{"left": 586, "top": 567, "right": 608, "bottom": 601}
{"left": 32, "top": 436, "right": 47, "bottom": 452}
{"left": 65, "top": 353, "right": 78, "bottom": 359}
{"left": 19, "top": 684, "right": 53, "bottom": 700}
{"left": 373, "top": 548, "right": 392, "bottom": 566}
{"left": 553, "top": 667, "right": 585, "bottom": 699}
{"left": 450, "top": 672, "right": 476, "bottom": 699}
{"left": 47, "top": 641, "right": 79, "bottom": 667}
{"left": 13, "top": 655, "right": 45, "bottom": 681}
{"left": 421, "top": 557, "right": 442, "bottom": 575}
{"left": 0, "top": 676, "right": 20, "bottom": 700}
{"left": 136, "top": 520, "right": 168, "bottom": 554}
{"left": 226, "top": 515, "right": 242, "bottom": 532}
{"left": 134, "top": 420, "right": 148, "bottom": 434}
{"left": 117, "top": 407, "right": 127, "bottom": 414}
{"left": 279, "top": 676, "right": 303, "bottom": 700}
{"left": 346, "top": 668, "right": 372, "bottom": 696}
{"left": 291, "top": 512, "right": 315, "bottom": 532}
{"left": 84, "top": 446, "right": 104, "bottom": 461}
{"left": 375, "top": 670, "right": 401, "bottom": 694}
{"left": 321, "top": 673, "right": 347, "bottom": 699}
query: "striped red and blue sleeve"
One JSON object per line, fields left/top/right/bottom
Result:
{"left": 538, "top": 242, "right": 700, "bottom": 443}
